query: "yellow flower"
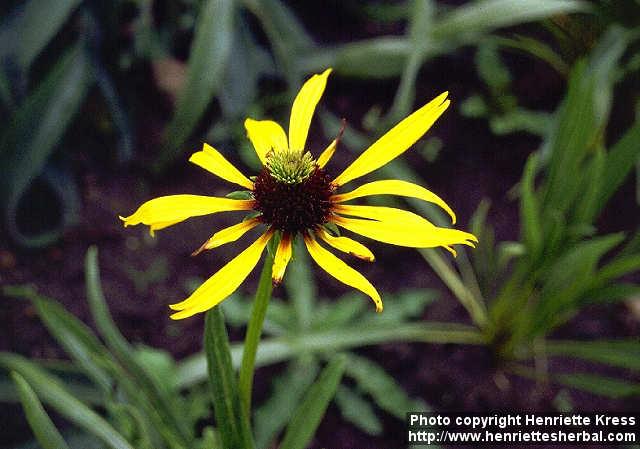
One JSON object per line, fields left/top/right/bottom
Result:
{"left": 120, "top": 69, "right": 477, "bottom": 319}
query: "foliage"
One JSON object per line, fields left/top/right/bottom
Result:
{"left": 1, "top": 0, "right": 639, "bottom": 447}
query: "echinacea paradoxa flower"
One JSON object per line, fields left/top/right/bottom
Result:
{"left": 120, "top": 69, "right": 477, "bottom": 319}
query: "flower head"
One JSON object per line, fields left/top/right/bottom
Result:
{"left": 120, "top": 69, "right": 477, "bottom": 319}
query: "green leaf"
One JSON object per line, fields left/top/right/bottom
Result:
{"left": 279, "top": 355, "right": 346, "bottom": 449}
{"left": 0, "top": 44, "right": 91, "bottom": 200}
{"left": 312, "top": 292, "right": 368, "bottom": 331}
{"left": 226, "top": 190, "right": 254, "bottom": 200}
{"left": 285, "top": 239, "right": 315, "bottom": 330}
{"left": 85, "top": 247, "right": 192, "bottom": 445}
{"left": 572, "top": 147, "right": 605, "bottom": 225}
{"left": 475, "top": 40, "right": 511, "bottom": 92}
{"left": 0, "top": 353, "right": 134, "bottom": 449}
{"left": 157, "top": 0, "right": 235, "bottom": 170}
{"left": 554, "top": 373, "right": 640, "bottom": 398}
{"left": 204, "top": 307, "right": 254, "bottom": 449}
{"left": 593, "top": 254, "right": 640, "bottom": 286}
{"left": 493, "top": 35, "right": 569, "bottom": 75}
{"left": 176, "top": 322, "right": 483, "bottom": 388}
{"left": 218, "top": 17, "right": 266, "bottom": 119}
{"left": 432, "top": 0, "right": 588, "bottom": 41}
{"left": 335, "top": 385, "right": 382, "bottom": 436}
{"left": 242, "top": 0, "right": 314, "bottom": 81}
{"left": 597, "top": 120, "right": 640, "bottom": 210}
{"left": 306, "top": 38, "right": 411, "bottom": 79}
{"left": 11, "top": 372, "right": 71, "bottom": 449}
{"left": 30, "top": 291, "right": 114, "bottom": 393}
{"left": 360, "top": 289, "right": 438, "bottom": 325}
{"left": 541, "top": 233, "right": 625, "bottom": 298}
{"left": 542, "top": 60, "right": 599, "bottom": 216}
{"left": 546, "top": 340, "right": 640, "bottom": 371}
{"left": 520, "top": 153, "right": 542, "bottom": 261}
{"left": 342, "top": 353, "right": 422, "bottom": 419}
{"left": 0, "top": 0, "right": 82, "bottom": 70}
{"left": 385, "top": 0, "right": 435, "bottom": 122}
{"left": 254, "top": 358, "right": 319, "bottom": 449}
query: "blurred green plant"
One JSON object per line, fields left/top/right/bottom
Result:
{"left": 313, "top": 19, "right": 640, "bottom": 399}
{"left": 2, "top": 1, "right": 639, "bottom": 447}
{"left": 1, "top": 244, "right": 474, "bottom": 447}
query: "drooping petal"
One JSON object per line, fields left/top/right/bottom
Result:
{"left": 316, "top": 228, "right": 374, "bottom": 262}
{"left": 272, "top": 233, "right": 293, "bottom": 285}
{"left": 245, "top": 119, "right": 289, "bottom": 164}
{"left": 169, "top": 230, "right": 274, "bottom": 319}
{"left": 333, "top": 92, "right": 450, "bottom": 186}
{"left": 120, "top": 195, "right": 254, "bottom": 233}
{"left": 289, "top": 68, "right": 332, "bottom": 152}
{"left": 317, "top": 138, "right": 337, "bottom": 168}
{"left": 332, "top": 205, "right": 477, "bottom": 249}
{"left": 189, "top": 143, "right": 253, "bottom": 189}
{"left": 332, "top": 179, "right": 456, "bottom": 224}
{"left": 192, "top": 217, "right": 261, "bottom": 256}
{"left": 303, "top": 233, "right": 382, "bottom": 312}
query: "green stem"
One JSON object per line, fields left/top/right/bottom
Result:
{"left": 238, "top": 253, "right": 275, "bottom": 417}
{"left": 419, "top": 248, "right": 488, "bottom": 328}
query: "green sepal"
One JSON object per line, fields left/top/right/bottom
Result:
{"left": 226, "top": 190, "right": 254, "bottom": 200}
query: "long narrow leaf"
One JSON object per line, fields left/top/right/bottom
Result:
{"left": 0, "top": 353, "right": 134, "bottom": 449}
{"left": 11, "top": 372, "right": 71, "bottom": 449}
{"left": 0, "top": 0, "right": 82, "bottom": 70}
{"left": 254, "top": 359, "right": 319, "bottom": 449}
{"left": 176, "top": 322, "right": 483, "bottom": 388}
{"left": 85, "top": 247, "right": 192, "bottom": 444}
{"left": 157, "top": 0, "right": 235, "bottom": 170}
{"left": 204, "top": 307, "right": 254, "bottom": 449}
{"left": 279, "top": 355, "right": 346, "bottom": 449}
{"left": 555, "top": 373, "right": 640, "bottom": 398}
{"left": 546, "top": 340, "right": 640, "bottom": 371}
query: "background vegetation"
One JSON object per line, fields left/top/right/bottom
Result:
{"left": 1, "top": 0, "right": 638, "bottom": 448}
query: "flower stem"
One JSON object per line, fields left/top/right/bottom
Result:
{"left": 238, "top": 250, "right": 275, "bottom": 417}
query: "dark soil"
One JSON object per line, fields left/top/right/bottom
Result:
{"left": 1, "top": 4, "right": 639, "bottom": 449}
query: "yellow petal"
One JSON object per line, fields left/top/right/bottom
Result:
{"left": 303, "top": 234, "right": 382, "bottom": 312}
{"left": 332, "top": 179, "right": 456, "bottom": 224}
{"left": 120, "top": 195, "right": 254, "bottom": 231}
{"left": 289, "top": 68, "right": 332, "bottom": 152}
{"left": 245, "top": 119, "right": 289, "bottom": 165}
{"left": 189, "top": 143, "right": 253, "bottom": 189}
{"left": 332, "top": 205, "right": 477, "bottom": 248}
{"left": 316, "top": 228, "right": 374, "bottom": 262}
{"left": 272, "top": 233, "right": 293, "bottom": 285}
{"left": 169, "top": 230, "right": 274, "bottom": 319}
{"left": 317, "top": 138, "right": 337, "bottom": 168}
{"left": 192, "top": 217, "right": 261, "bottom": 255}
{"left": 333, "top": 92, "right": 450, "bottom": 186}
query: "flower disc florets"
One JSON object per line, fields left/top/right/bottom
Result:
{"left": 265, "top": 149, "right": 316, "bottom": 184}
{"left": 253, "top": 160, "right": 335, "bottom": 233}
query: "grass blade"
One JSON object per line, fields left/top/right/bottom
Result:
{"left": 85, "top": 247, "right": 192, "bottom": 444}
{"left": 11, "top": 371, "right": 71, "bottom": 449}
{"left": 334, "top": 385, "right": 382, "bottom": 436}
{"left": 0, "top": 0, "right": 82, "bottom": 70}
{"left": 546, "top": 340, "right": 640, "bottom": 371}
{"left": 205, "top": 307, "right": 254, "bottom": 449}
{"left": 279, "top": 355, "right": 346, "bottom": 449}
{"left": 555, "top": 373, "right": 640, "bottom": 398}
{"left": 254, "top": 358, "right": 319, "bottom": 449}
{"left": 432, "top": 0, "right": 588, "bottom": 41}
{"left": 0, "top": 353, "right": 134, "bottom": 449}
{"left": 157, "top": 0, "right": 235, "bottom": 170}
